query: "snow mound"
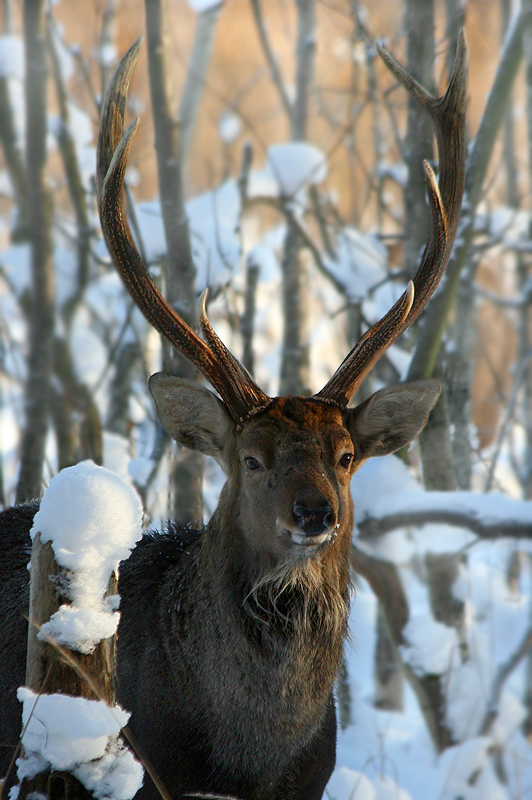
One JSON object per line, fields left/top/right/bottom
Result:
{"left": 17, "top": 689, "right": 143, "bottom": 800}
{"left": 30, "top": 461, "right": 143, "bottom": 654}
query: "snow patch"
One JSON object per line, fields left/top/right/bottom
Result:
{"left": 266, "top": 142, "right": 327, "bottom": 196}
{"left": 400, "top": 614, "right": 458, "bottom": 676}
{"left": 0, "top": 36, "right": 24, "bottom": 79}
{"left": 30, "top": 461, "right": 143, "bottom": 654}
{"left": 17, "top": 689, "right": 143, "bottom": 800}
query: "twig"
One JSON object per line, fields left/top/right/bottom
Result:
{"left": 249, "top": 0, "right": 292, "bottom": 120}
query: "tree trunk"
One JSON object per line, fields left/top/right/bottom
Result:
{"left": 145, "top": 0, "right": 203, "bottom": 522}
{"left": 279, "top": 0, "right": 315, "bottom": 397}
{"left": 16, "top": 0, "right": 54, "bottom": 504}
{"left": 20, "top": 534, "right": 117, "bottom": 799}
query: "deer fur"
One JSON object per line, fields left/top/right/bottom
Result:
{"left": 0, "top": 380, "right": 439, "bottom": 800}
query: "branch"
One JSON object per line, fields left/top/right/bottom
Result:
{"left": 179, "top": 1, "right": 225, "bottom": 171}
{"left": 356, "top": 492, "right": 532, "bottom": 540}
{"left": 408, "top": 6, "right": 532, "bottom": 380}
{"left": 249, "top": 0, "right": 292, "bottom": 120}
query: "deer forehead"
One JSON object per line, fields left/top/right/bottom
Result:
{"left": 239, "top": 397, "right": 353, "bottom": 462}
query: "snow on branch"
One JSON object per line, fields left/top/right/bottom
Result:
{"left": 352, "top": 457, "right": 532, "bottom": 541}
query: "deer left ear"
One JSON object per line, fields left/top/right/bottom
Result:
{"left": 347, "top": 380, "right": 441, "bottom": 459}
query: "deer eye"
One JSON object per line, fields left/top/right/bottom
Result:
{"left": 245, "top": 457, "right": 261, "bottom": 471}
{"left": 339, "top": 453, "right": 354, "bottom": 469}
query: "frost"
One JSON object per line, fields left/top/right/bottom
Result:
{"left": 30, "top": 461, "right": 143, "bottom": 654}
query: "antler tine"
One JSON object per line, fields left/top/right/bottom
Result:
{"left": 97, "top": 40, "right": 270, "bottom": 423}
{"left": 316, "top": 32, "right": 468, "bottom": 406}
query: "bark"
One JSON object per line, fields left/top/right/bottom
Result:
{"left": 352, "top": 547, "right": 453, "bottom": 752}
{"left": 250, "top": 0, "right": 292, "bottom": 119}
{"left": 447, "top": 278, "right": 475, "bottom": 490}
{"left": 407, "top": 5, "right": 529, "bottom": 383}
{"left": 279, "top": 0, "right": 315, "bottom": 397}
{"left": 374, "top": 603, "right": 404, "bottom": 711}
{"left": 425, "top": 552, "right": 468, "bottom": 661}
{"left": 145, "top": 0, "right": 203, "bottom": 522}
{"left": 522, "top": 0, "right": 532, "bottom": 498}
{"left": 419, "top": 367, "right": 456, "bottom": 490}
{"left": 0, "top": 77, "right": 29, "bottom": 240}
{"left": 500, "top": 0, "right": 519, "bottom": 207}
{"left": 100, "top": 0, "right": 116, "bottom": 100}
{"left": 16, "top": 0, "right": 55, "bottom": 504}
{"left": 21, "top": 535, "right": 117, "bottom": 799}
{"left": 242, "top": 257, "right": 259, "bottom": 376}
{"left": 51, "top": 337, "right": 103, "bottom": 470}
{"left": 179, "top": 1, "right": 224, "bottom": 175}
{"left": 337, "top": 654, "right": 352, "bottom": 729}
{"left": 403, "top": 0, "right": 435, "bottom": 281}
{"left": 519, "top": 0, "right": 532, "bottom": 737}
{"left": 402, "top": 0, "right": 459, "bottom": 491}
{"left": 47, "top": 16, "right": 91, "bottom": 307}
{"left": 357, "top": 507, "right": 532, "bottom": 541}
{"left": 445, "top": 0, "right": 466, "bottom": 78}
{"left": 106, "top": 342, "right": 141, "bottom": 437}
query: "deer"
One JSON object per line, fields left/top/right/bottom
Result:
{"left": 0, "top": 32, "right": 468, "bottom": 800}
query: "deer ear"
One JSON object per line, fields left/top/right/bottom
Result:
{"left": 149, "top": 373, "right": 235, "bottom": 465}
{"left": 347, "top": 380, "right": 441, "bottom": 459}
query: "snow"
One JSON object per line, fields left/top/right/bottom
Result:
{"left": 352, "top": 455, "right": 532, "bottom": 533}
{"left": 218, "top": 110, "right": 242, "bottom": 143}
{"left": 401, "top": 613, "right": 458, "bottom": 676}
{"left": 0, "top": 36, "right": 24, "bottom": 80}
{"left": 128, "top": 456, "right": 154, "bottom": 487}
{"left": 30, "top": 461, "right": 143, "bottom": 654}
{"left": 17, "top": 689, "right": 143, "bottom": 800}
{"left": 1, "top": 14, "right": 531, "bottom": 800}
{"left": 265, "top": 142, "right": 327, "bottom": 196}
{"left": 324, "top": 227, "right": 388, "bottom": 302}
{"left": 187, "top": 0, "right": 224, "bottom": 11}
{"left": 135, "top": 178, "right": 241, "bottom": 293}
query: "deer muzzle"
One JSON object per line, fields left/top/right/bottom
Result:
{"left": 290, "top": 494, "right": 336, "bottom": 545}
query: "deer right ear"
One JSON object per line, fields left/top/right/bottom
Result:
{"left": 347, "top": 379, "right": 441, "bottom": 460}
{"left": 149, "top": 373, "right": 235, "bottom": 465}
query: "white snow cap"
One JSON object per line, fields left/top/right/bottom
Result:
{"left": 30, "top": 461, "right": 144, "bottom": 654}
{"left": 17, "top": 689, "right": 143, "bottom": 800}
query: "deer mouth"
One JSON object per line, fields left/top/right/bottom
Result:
{"left": 289, "top": 530, "right": 331, "bottom": 547}
{"left": 277, "top": 519, "right": 333, "bottom": 548}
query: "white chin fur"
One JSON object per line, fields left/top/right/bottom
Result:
{"left": 289, "top": 531, "right": 330, "bottom": 547}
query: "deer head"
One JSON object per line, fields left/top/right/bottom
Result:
{"left": 96, "top": 35, "right": 468, "bottom": 577}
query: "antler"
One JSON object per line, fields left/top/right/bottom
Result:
{"left": 96, "top": 38, "right": 270, "bottom": 424}
{"left": 315, "top": 31, "right": 469, "bottom": 406}
{"left": 98, "top": 34, "right": 468, "bottom": 421}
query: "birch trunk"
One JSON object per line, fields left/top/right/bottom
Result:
{"left": 145, "top": 0, "right": 203, "bottom": 522}
{"left": 15, "top": 0, "right": 54, "bottom": 504}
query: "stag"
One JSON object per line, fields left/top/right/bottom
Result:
{"left": 0, "top": 33, "right": 468, "bottom": 800}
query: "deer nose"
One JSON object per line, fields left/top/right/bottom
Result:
{"left": 292, "top": 497, "right": 335, "bottom": 537}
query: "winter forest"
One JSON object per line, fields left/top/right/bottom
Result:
{"left": 1, "top": 0, "right": 532, "bottom": 798}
